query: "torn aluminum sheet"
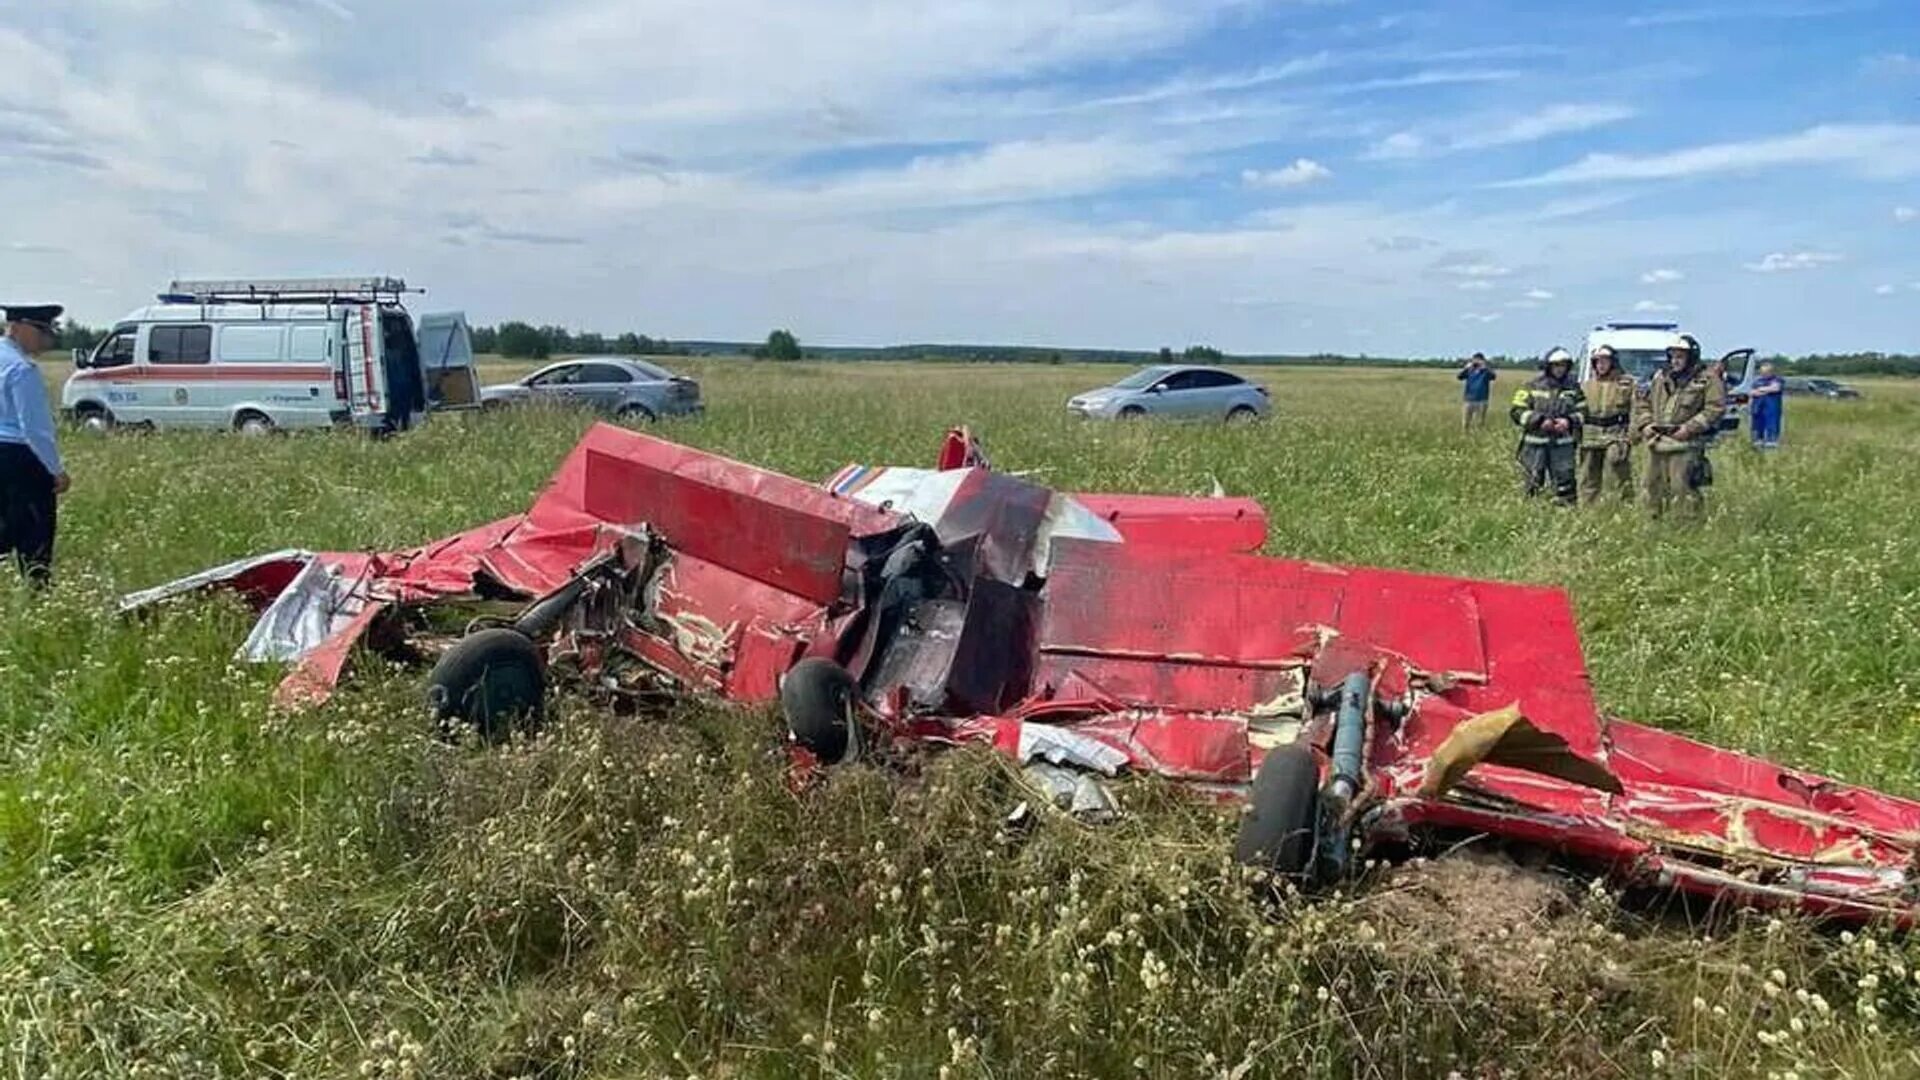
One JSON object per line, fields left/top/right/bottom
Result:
{"left": 128, "top": 422, "right": 1920, "bottom": 926}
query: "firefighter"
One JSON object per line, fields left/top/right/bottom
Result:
{"left": 1632, "top": 333, "right": 1726, "bottom": 520}
{"left": 1510, "top": 346, "right": 1584, "bottom": 505}
{"left": 0, "top": 303, "right": 70, "bottom": 586}
{"left": 1577, "top": 344, "right": 1636, "bottom": 504}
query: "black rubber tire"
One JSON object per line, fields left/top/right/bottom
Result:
{"left": 235, "top": 411, "right": 276, "bottom": 437}
{"left": 615, "top": 404, "right": 656, "bottom": 424}
{"left": 781, "top": 658, "right": 858, "bottom": 763}
{"left": 73, "top": 404, "right": 115, "bottom": 433}
{"left": 425, "top": 628, "right": 546, "bottom": 742}
{"left": 1226, "top": 405, "right": 1260, "bottom": 424}
{"left": 1118, "top": 406, "right": 1146, "bottom": 420}
{"left": 1233, "top": 744, "right": 1320, "bottom": 878}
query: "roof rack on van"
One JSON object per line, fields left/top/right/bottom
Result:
{"left": 161, "top": 277, "right": 420, "bottom": 304}
{"left": 1595, "top": 321, "right": 1679, "bottom": 332}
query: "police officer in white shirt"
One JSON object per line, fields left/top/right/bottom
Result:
{"left": 0, "top": 304, "right": 71, "bottom": 586}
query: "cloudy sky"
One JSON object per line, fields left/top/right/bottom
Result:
{"left": 2, "top": 0, "right": 1916, "bottom": 356}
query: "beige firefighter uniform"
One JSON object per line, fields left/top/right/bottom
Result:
{"left": 1632, "top": 360, "right": 1726, "bottom": 519}
{"left": 1578, "top": 367, "right": 1637, "bottom": 504}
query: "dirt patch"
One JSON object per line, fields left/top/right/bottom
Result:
{"left": 1358, "top": 852, "right": 1622, "bottom": 1004}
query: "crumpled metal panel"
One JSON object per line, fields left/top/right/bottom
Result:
{"left": 583, "top": 434, "right": 898, "bottom": 605}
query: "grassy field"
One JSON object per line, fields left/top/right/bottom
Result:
{"left": 4, "top": 359, "right": 1920, "bottom": 1078}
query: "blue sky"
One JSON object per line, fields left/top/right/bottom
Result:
{"left": 1, "top": 0, "right": 1916, "bottom": 355}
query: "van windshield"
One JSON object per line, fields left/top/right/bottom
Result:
{"left": 1612, "top": 349, "right": 1668, "bottom": 381}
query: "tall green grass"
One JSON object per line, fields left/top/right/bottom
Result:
{"left": 4, "top": 362, "right": 1919, "bottom": 1077}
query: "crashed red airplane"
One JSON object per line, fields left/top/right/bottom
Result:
{"left": 127, "top": 423, "right": 1920, "bottom": 924}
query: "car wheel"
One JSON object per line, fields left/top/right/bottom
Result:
{"left": 615, "top": 403, "right": 656, "bottom": 424}
{"left": 1226, "top": 405, "right": 1260, "bottom": 424}
{"left": 781, "top": 657, "right": 859, "bottom": 763}
{"left": 1233, "top": 743, "right": 1320, "bottom": 880}
{"left": 73, "top": 404, "right": 115, "bottom": 433}
{"left": 425, "top": 628, "right": 547, "bottom": 743}
{"left": 235, "top": 412, "right": 275, "bottom": 437}
{"left": 1118, "top": 405, "right": 1147, "bottom": 420}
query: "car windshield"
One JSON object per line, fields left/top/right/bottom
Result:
{"left": 1111, "top": 365, "right": 1178, "bottom": 390}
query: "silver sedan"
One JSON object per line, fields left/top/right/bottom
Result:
{"left": 481, "top": 358, "right": 703, "bottom": 421}
{"left": 1068, "top": 364, "right": 1271, "bottom": 422}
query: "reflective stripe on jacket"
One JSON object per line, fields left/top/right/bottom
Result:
{"left": 1510, "top": 374, "right": 1584, "bottom": 446}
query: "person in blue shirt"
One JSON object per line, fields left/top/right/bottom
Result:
{"left": 1748, "top": 361, "right": 1785, "bottom": 449}
{"left": 0, "top": 304, "right": 71, "bottom": 586}
{"left": 1457, "top": 352, "right": 1497, "bottom": 431}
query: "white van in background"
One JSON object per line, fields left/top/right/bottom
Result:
{"left": 62, "top": 277, "right": 479, "bottom": 435}
{"left": 1577, "top": 320, "right": 1757, "bottom": 435}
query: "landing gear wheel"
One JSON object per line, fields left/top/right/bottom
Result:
{"left": 1233, "top": 744, "right": 1320, "bottom": 880}
{"left": 781, "top": 658, "right": 859, "bottom": 763}
{"left": 425, "top": 628, "right": 547, "bottom": 742}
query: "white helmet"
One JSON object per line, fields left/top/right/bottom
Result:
{"left": 1541, "top": 346, "right": 1573, "bottom": 370}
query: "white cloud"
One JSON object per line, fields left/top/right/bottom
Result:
{"left": 1363, "top": 104, "right": 1633, "bottom": 162}
{"left": 1454, "top": 104, "right": 1636, "bottom": 150}
{"left": 1461, "top": 312, "right": 1502, "bottom": 323}
{"left": 1896, "top": 206, "right": 1918, "bottom": 223}
{"left": 1446, "top": 262, "right": 1513, "bottom": 279}
{"left": 1628, "top": 3, "right": 1869, "bottom": 27}
{"left": 1365, "top": 132, "right": 1425, "bottom": 160}
{"left": 1456, "top": 280, "right": 1495, "bottom": 291}
{"left": 1502, "top": 124, "right": 1920, "bottom": 186}
{"left": 1524, "top": 288, "right": 1555, "bottom": 300}
{"left": 1864, "top": 53, "right": 1920, "bottom": 79}
{"left": 1641, "top": 268, "right": 1685, "bottom": 284}
{"left": 1634, "top": 299, "right": 1680, "bottom": 313}
{"left": 1875, "top": 284, "right": 1898, "bottom": 295}
{"left": 1241, "top": 159, "right": 1333, "bottom": 188}
{"left": 1745, "top": 251, "right": 1843, "bottom": 273}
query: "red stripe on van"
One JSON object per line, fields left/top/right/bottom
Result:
{"left": 70, "top": 365, "right": 334, "bottom": 383}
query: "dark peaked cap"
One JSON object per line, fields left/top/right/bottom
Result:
{"left": 3, "top": 305, "right": 63, "bottom": 333}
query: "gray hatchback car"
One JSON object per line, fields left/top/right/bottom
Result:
{"left": 481, "top": 358, "right": 703, "bottom": 421}
{"left": 1067, "top": 364, "right": 1270, "bottom": 422}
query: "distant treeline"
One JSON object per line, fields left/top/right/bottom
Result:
{"left": 42, "top": 319, "right": 1919, "bottom": 376}
{"left": 473, "top": 322, "right": 691, "bottom": 360}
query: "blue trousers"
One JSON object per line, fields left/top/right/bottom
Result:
{"left": 1751, "top": 407, "right": 1782, "bottom": 445}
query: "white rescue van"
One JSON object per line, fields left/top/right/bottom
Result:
{"left": 62, "top": 277, "right": 479, "bottom": 435}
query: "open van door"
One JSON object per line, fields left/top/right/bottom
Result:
{"left": 417, "top": 311, "right": 480, "bottom": 410}
{"left": 1718, "top": 348, "right": 1758, "bottom": 433}
{"left": 340, "top": 305, "right": 387, "bottom": 429}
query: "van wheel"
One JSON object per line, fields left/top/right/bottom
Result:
{"left": 425, "top": 628, "right": 547, "bottom": 742}
{"left": 1233, "top": 744, "right": 1320, "bottom": 880}
{"left": 235, "top": 412, "right": 276, "bottom": 437}
{"left": 615, "top": 404, "right": 656, "bottom": 425}
{"left": 73, "top": 405, "right": 115, "bottom": 433}
{"left": 781, "top": 658, "right": 859, "bottom": 763}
